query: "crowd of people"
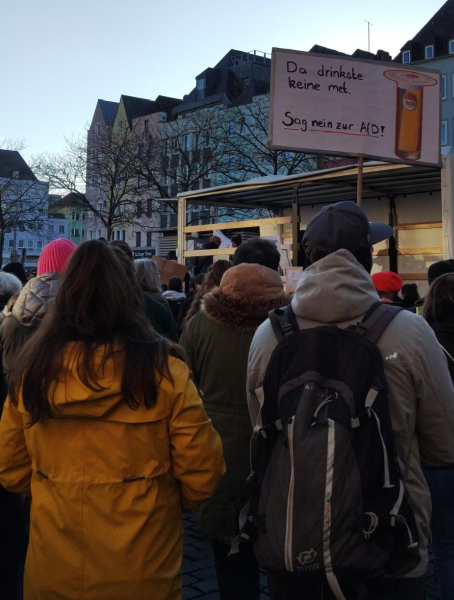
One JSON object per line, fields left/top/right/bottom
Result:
{"left": 0, "top": 202, "right": 454, "bottom": 600}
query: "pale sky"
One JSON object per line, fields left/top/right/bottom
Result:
{"left": 1, "top": 0, "right": 446, "bottom": 161}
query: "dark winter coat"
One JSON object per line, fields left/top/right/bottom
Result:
{"left": 143, "top": 294, "right": 178, "bottom": 342}
{"left": 427, "top": 307, "right": 454, "bottom": 378}
{"left": 180, "top": 264, "right": 289, "bottom": 543}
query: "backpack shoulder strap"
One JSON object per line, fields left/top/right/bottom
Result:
{"left": 269, "top": 304, "right": 299, "bottom": 342}
{"left": 355, "top": 302, "right": 403, "bottom": 345}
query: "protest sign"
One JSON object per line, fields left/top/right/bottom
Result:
{"left": 269, "top": 48, "right": 441, "bottom": 166}
{"left": 152, "top": 256, "right": 187, "bottom": 285}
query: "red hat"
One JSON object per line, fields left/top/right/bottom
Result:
{"left": 371, "top": 271, "right": 403, "bottom": 294}
{"left": 37, "top": 239, "right": 77, "bottom": 276}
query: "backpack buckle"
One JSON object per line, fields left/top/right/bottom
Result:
{"left": 259, "top": 419, "right": 283, "bottom": 439}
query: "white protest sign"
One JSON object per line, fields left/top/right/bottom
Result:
{"left": 269, "top": 48, "right": 441, "bottom": 166}
{"left": 213, "top": 230, "right": 232, "bottom": 249}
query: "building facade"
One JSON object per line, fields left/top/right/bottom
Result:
{"left": 395, "top": 0, "right": 454, "bottom": 151}
{"left": 0, "top": 150, "right": 69, "bottom": 267}
{"left": 84, "top": 50, "right": 315, "bottom": 256}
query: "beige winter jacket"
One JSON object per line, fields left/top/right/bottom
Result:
{"left": 247, "top": 250, "right": 454, "bottom": 578}
{"left": 0, "top": 273, "right": 62, "bottom": 379}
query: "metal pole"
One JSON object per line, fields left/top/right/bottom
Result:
{"left": 177, "top": 197, "right": 186, "bottom": 265}
{"left": 357, "top": 156, "right": 364, "bottom": 206}
{"left": 364, "top": 20, "right": 373, "bottom": 53}
{"left": 292, "top": 188, "right": 300, "bottom": 266}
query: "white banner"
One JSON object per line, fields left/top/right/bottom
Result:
{"left": 269, "top": 48, "right": 441, "bottom": 166}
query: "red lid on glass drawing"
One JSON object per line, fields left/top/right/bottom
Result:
{"left": 384, "top": 69, "right": 437, "bottom": 89}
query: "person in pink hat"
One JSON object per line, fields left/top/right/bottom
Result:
{"left": 0, "top": 239, "right": 77, "bottom": 382}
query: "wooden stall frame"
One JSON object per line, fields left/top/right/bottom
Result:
{"left": 178, "top": 216, "right": 292, "bottom": 265}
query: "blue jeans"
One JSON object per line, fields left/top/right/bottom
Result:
{"left": 426, "top": 468, "right": 454, "bottom": 600}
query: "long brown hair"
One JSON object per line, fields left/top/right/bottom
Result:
{"left": 423, "top": 273, "right": 454, "bottom": 323}
{"left": 183, "top": 260, "right": 231, "bottom": 326}
{"left": 10, "top": 240, "right": 172, "bottom": 425}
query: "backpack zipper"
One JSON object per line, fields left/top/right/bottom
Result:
{"left": 285, "top": 417, "right": 295, "bottom": 572}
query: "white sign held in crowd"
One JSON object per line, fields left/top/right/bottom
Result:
{"left": 269, "top": 48, "right": 441, "bottom": 166}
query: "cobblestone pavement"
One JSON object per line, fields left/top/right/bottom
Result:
{"left": 183, "top": 513, "right": 441, "bottom": 600}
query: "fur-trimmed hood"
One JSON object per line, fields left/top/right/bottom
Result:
{"left": 203, "top": 263, "right": 289, "bottom": 332}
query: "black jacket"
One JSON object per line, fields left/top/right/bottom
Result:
{"left": 427, "top": 309, "right": 454, "bottom": 378}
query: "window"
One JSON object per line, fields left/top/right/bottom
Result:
{"left": 27, "top": 223, "right": 34, "bottom": 230}
{"left": 146, "top": 231, "right": 152, "bottom": 247}
{"left": 48, "top": 224, "right": 55, "bottom": 234}
{"left": 27, "top": 240, "right": 34, "bottom": 250}
{"left": 163, "top": 172, "right": 168, "bottom": 186}
{"left": 240, "top": 121, "right": 247, "bottom": 134}
{"left": 184, "top": 135, "right": 190, "bottom": 151}
{"left": 88, "top": 230, "right": 93, "bottom": 240}
{"left": 450, "top": 40, "right": 454, "bottom": 54}
{"left": 97, "top": 202, "right": 103, "bottom": 212}
{"left": 402, "top": 50, "right": 411, "bottom": 64}
{"left": 96, "top": 229, "right": 100, "bottom": 239}
{"left": 425, "top": 45, "right": 434, "bottom": 60}
{"left": 121, "top": 230, "right": 126, "bottom": 241}
{"left": 59, "top": 226, "right": 65, "bottom": 234}
{"left": 242, "top": 77, "right": 250, "bottom": 89}
{"left": 8, "top": 240, "right": 13, "bottom": 249}
{"left": 137, "top": 174, "right": 142, "bottom": 187}
{"left": 144, "top": 120, "right": 149, "bottom": 133}
{"left": 197, "top": 77, "right": 206, "bottom": 100}
{"left": 75, "top": 213, "right": 80, "bottom": 221}
{"left": 205, "top": 131, "right": 211, "bottom": 147}
{"left": 136, "top": 232, "right": 141, "bottom": 247}
{"left": 37, "top": 241, "right": 43, "bottom": 250}
{"left": 146, "top": 199, "right": 152, "bottom": 217}
{"left": 442, "top": 75, "right": 447, "bottom": 100}
{"left": 71, "top": 228, "right": 80, "bottom": 237}
{"left": 137, "top": 201, "right": 142, "bottom": 217}
{"left": 441, "top": 120, "right": 448, "bottom": 146}
{"left": 18, "top": 240, "right": 24, "bottom": 249}
{"left": 228, "top": 120, "right": 236, "bottom": 135}
{"left": 12, "top": 170, "right": 19, "bottom": 178}
{"left": 37, "top": 223, "right": 43, "bottom": 232}
{"left": 95, "top": 123, "right": 101, "bottom": 135}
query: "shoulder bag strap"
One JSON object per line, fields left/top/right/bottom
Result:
{"left": 356, "top": 302, "right": 403, "bottom": 345}
{"left": 269, "top": 304, "right": 299, "bottom": 342}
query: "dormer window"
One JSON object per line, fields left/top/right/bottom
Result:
{"left": 449, "top": 40, "right": 454, "bottom": 54}
{"left": 197, "top": 77, "right": 206, "bottom": 100}
{"left": 425, "top": 45, "right": 434, "bottom": 59}
{"left": 402, "top": 50, "right": 411, "bottom": 64}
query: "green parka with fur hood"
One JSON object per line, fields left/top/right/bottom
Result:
{"left": 180, "top": 263, "right": 289, "bottom": 543}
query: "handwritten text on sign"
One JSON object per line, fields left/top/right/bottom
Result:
{"left": 269, "top": 49, "right": 441, "bottom": 166}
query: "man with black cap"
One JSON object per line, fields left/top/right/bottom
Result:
{"left": 247, "top": 201, "right": 454, "bottom": 600}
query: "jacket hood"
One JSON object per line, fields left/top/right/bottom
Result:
{"left": 292, "top": 249, "right": 379, "bottom": 324}
{"left": 12, "top": 272, "right": 62, "bottom": 327}
{"left": 163, "top": 290, "right": 186, "bottom": 301}
{"left": 203, "top": 263, "right": 289, "bottom": 331}
{"left": 18, "top": 343, "right": 170, "bottom": 423}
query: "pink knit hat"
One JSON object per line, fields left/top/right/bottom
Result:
{"left": 37, "top": 239, "right": 77, "bottom": 276}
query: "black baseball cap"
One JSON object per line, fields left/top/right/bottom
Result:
{"left": 303, "top": 201, "right": 393, "bottom": 255}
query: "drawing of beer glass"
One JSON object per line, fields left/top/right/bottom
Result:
{"left": 384, "top": 70, "right": 438, "bottom": 161}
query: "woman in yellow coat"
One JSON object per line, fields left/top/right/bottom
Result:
{"left": 0, "top": 240, "right": 224, "bottom": 600}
